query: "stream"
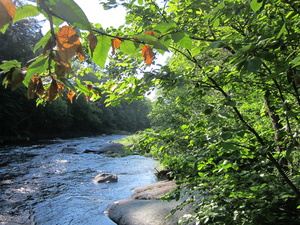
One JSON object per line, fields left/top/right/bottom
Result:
{"left": 0, "top": 135, "right": 158, "bottom": 225}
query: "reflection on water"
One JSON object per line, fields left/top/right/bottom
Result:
{"left": 0, "top": 135, "right": 157, "bottom": 225}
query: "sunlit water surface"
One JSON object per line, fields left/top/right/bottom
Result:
{"left": 0, "top": 135, "right": 157, "bottom": 225}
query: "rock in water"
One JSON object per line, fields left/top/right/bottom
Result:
{"left": 93, "top": 173, "right": 118, "bottom": 183}
{"left": 106, "top": 181, "right": 195, "bottom": 225}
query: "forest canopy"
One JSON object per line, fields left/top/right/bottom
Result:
{"left": 1, "top": 0, "right": 300, "bottom": 224}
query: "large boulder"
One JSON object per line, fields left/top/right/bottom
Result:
{"left": 94, "top": 173, "right": 118, "bottom": 183}
{"left": 131, "top": 180, "right": 176, "bottom": 200}
{"left": 106, "top": 181, "right": 195, "bottom": 225}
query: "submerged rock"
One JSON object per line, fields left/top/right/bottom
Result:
{"left": 61, "top": 147, "right": 78, "bottom": 154}
{"left": 94, "top": 173, "right": 118, "bottom": 183}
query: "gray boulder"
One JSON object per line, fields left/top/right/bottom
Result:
{"left": 106, "top": 181, "right": 195, "bottom": 225}
{"left": 94, "top": 173, "right": 118, "bottom": 183}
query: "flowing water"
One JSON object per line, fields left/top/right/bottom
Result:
{"left": 0, "top": 135, "right": 158, "bottom": 225}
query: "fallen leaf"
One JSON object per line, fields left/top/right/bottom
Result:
{"left": 111, "top": 38, "right": 121, "bottom": 55}
{"left": 142, "top": 45, "right": 154, "bottom": 65}
{"left": 0, "top": 0, "right": 16, "bottom": 29}
{"left": 67, "top": 90, "right": 75, "bottom": 103}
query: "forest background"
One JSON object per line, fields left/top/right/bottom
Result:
{"left": 0, "top": 0, "right": 300, "bottom": 224}
{"left": 0, "top": 17, "right": 151, "bottom": 143}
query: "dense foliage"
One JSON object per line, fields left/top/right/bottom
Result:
{"left": 0, "top": 19, "right": 151, "bottom": 143}
{"left": 1, "top": 0, "right": 300, "bottom": 224}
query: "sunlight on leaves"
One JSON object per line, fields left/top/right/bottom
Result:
{"left": 56, "top": 25, "right": 84, "bottom": 63}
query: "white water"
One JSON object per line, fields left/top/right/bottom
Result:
{"left": 0, "top": 135, "right": 158, "bottom": 225}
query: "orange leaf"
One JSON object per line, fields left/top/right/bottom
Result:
{"left": 111, "top": 38, "right": 121, "bottom": 55}
{"left": 145, "top": 31, "right": 156, "bottom": 37}
{"left": 88, "top": 33, "right": 97, "bottom": 56}
{"left": 68, "top": 90, "right": 75, "bottom": 103}
{"left": 56, "top": 26, "right": 83, "bottom": 63}
{"left": 142, "top": 45, "right": 154, "bottom": 65}
{"left": 0, "top": 0, "right": 16, "bottom": 29}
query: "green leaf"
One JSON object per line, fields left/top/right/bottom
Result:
{"left": 245, "top": 57, "right": 263, "bottom": 73}
{"left": 277, "top": 23, "right": 287, "bottom": 38}
{"left": 225, "top": 100, "right": 236, "bottom": 107}
{"left": 59, "top": 78, "right": 77, "bottom": 92}
{"left": 0, "top": 24, "right": 9, "bottom": 34}
{"left": 137, "top": 0, "right": 143, "bottom": 5}
{"left": 75, "top": 78, "right": 90, "bottom": 95}
{"left": 0, "top": 60, "right": 21, "bottom": 72}
{"left": 153, "top": 22, "right": 177, "bottom": 34}
{"left": 44, "top": 0, "right": 91, "bottom": 31}
{"left": 33, "top": 27, "right": 60, "bottom": 53}
{"left": 120, "top": 41, "right": 140, "bottom": 57}
{"left": 93, "top": 35, "right": 111, "bottom": 68}
{"left": 13, "top": 5, "right": 40, "bottom": 23}
{"left": 135, "top": 34, "right": 169, "bottom": 51}
{"left": 171, "top": 32, "right": 192, "bottom": 50}
{"left": 24, "top": 56, "right": 49, "bottom": 86}
{"left": 291, "top": 55, "right": 300, "bottom": 68}
{"left": 250, "top": 0, "right": 263, "bottom": 12}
